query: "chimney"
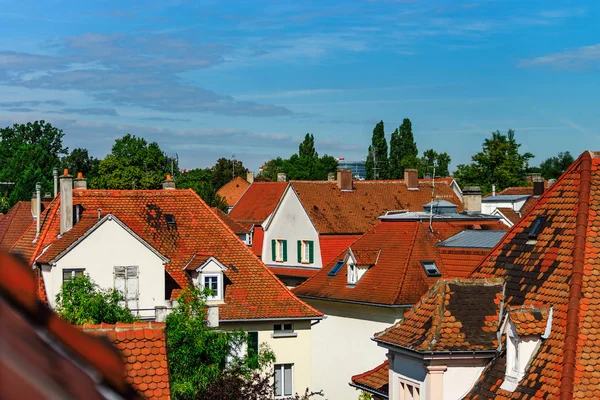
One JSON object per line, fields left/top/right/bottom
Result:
{"left": 73, "top": 172, "right": 87, "bottom": 190}
{"left": 492, "top": 184, "right": 496, "bottom": 197}
{"left": 533, "top": 176, "right": 545, "bottom": 197}
{"left": 328, "top": 172, "right": 335, "bottom": 181}
{"left": 246, "top": 172, "right": 254, "bottom": 184}
{"left": 53, "top": 167, "right": 59, "bottom": 198}
{"left": 35, "top": 183, "right": 41, "bottom": 238}
{"left": 207, "top": 304, "right": 219, "bottom": 327}
{"left": 337, "top": 169, "right": 353, "bottom": 191}
{"left": 155, "top": 306, "right": 168, "bottom": 322}
{"left": 462, "top": 186, "right": 482, "bottom": 214}
{"left": 162, "top": 174, "right": 176, "bottom": 190}
{"left": 277, "top": 173, "right": 287, "bottom": 182}
{"left": 60, "top": 169, "right": 73, "bottom": 235}
{"left": 404, "top": 169, "right": 418, "bottom": 190}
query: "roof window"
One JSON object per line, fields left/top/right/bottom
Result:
{"left": 420, "top": 260, "right": 441, "bottom": 277}
{"left": 165, "top": 214, "right": 176, "bottom": 227}
{"left": 528, "top": 216, "right": 546, "bottom": 239}
{"left": 328, "top": 260, "right": 344, "bottom": 276}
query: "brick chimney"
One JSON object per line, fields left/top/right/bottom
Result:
{"left": 162, "top": 174, "right": 176, "bottom": 190}
{"left": 246, "top": 172, "right": 254, "bottom": 184}
{"left": 532, "top": 175, "right": 544, "bottom": 197}
{"left": 73, "top": 172, "right": 87, "bottom": 190}
{"left": 337, "top": 169, "right": 353, "bottom": 191}
{"left": 462, "top": 186, "right": 482, "bottom": 214}
{"left": 404, "top": 169, "right": 418, "bottom": 190}
{"left": 277, "top": 173, "right": 287, "bottom": 182}
{"left": 60, "top": 169, "right": 73, "bottom": 235}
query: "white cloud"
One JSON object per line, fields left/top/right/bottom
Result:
{"left": 519, "top": 44, "right": 600, "bottom": 70}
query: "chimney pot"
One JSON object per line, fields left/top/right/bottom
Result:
{"left": 63, "top": 168, "right": 69, "bottom": 175}
{"left": 163, "top": 174, "right": 176, "bottom": 190}
{"left": 73, "top": 172, "right": 87, "bottom": 190}
{"left": 462, "top": 186, "right": 482, "bottom": 214}
{"left": 337, "top": 169, "right": 353, "bottom": 191}
{"left": 53, "top": 168, "right": 59, "bottom": 198}
{"left": 404, "top": 169, "right": 419, "bottom": 190}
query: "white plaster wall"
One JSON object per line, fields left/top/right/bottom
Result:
{"left": 442, "top": 360, "right": 488, "bottom": 400}
{"left": 481, "top": 198, "right": 527, "bottom": 214}
{"left": 263, "top": 188, "right": 322, "bottom": 268}
{"left": 221, "top": 320, "right": 313, "bottom": 397}
{"left": 390, "top": 354, "right": 427, "bottom": 400}
{"left": 307, "top": 299, "right": 406, "bottom": 400}
{"left": 43, "top": 219, "right": 168, "bottom": 315}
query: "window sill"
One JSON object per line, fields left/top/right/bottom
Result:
{"left": 206, "top": 299, "right": 225, "bottom": 305}
{"left": 271, "top": 332, "right": 298, "bottom": 339}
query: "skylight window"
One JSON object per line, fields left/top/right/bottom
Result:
{"left": 328, "top": 260, "right": 344, "bottom": 276}
{"left": 420, "top": 260, "right": 441, "bottom": 277}
{"left": 165, "top": 214, "right": 176, "bottom": 226}
{"left": 528, "top": 216, "right": 546, "bottom": 239}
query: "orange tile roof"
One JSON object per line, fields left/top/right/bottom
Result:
{"left": 0, "top": 201, "right": 40, "bottom": 251}
{"left": 462, "top": 151, "right": 599, "bottom": 399}
{"left": 212, "top": 207, "right": 248, "bottom": 234}
{"left": 495, "top": 207, "right": 521, "bottom": 225}
{"left": 229, "top": 182, "right": 287, "bottom": 229}
{"left": 319, "top": 234, "right": 361, "bottom": 266}
{"left": 216, "top": 176, "right": 250, "bottom": 207}
{"left": 0, "top": 252, "right": 137, "bottom": 399}
{"left": 291, "top": 180, "right": 463, "bottom": 234}
{"left": 81, "top": 322, "right": 171, "bottom": 400}
{"left": 419, "top": 177, "right": 455, "bottom": 185}
{"left": 506, "top": 307, "right": 550, "bottom": 337}
{"left": 11, "top": 189, "right": 322, "bottom": 322}
{"left": 350, "top": 361, "right": 389, "bottom": 398}
{"left": 518, "top": 195, "right": 539, "bottom": 216}
{"left": 375, "top": 279, "right": 503, "bottom": 352}
{"left": 268, "top": 266, "right": 320, "bottom": 278}
{"left": 294, "top": 218, "right": 506, "bottom": 306}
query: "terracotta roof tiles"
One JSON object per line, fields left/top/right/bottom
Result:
{"left": 319, "top": 235, "right": 361, "bottom": 266}
{"left": 0, "top": 201, "right": 39, "bottom": 251}
{"left": 506, "top": 307, "right": 550, "bottom": 337}
{"left": 350, "top": 361, "right": 389, "bottom": 398}
{"left": 229, "top": 182, "right": 287, "bottom": 229}
{"left": 216, "top": 176, "right": 250, "bottom": 207}
{"left": 495, "top": 207, "right": 521, "bottom": 225}
{"left": 81, "top": 322, "right": 171, "bottom": 400}
{"left": 211, "top": 207, "right": 249, "bottom": 234}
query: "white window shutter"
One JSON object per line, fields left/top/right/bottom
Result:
{"left": 126, "top": 266, "right": 139, "bottom": 311}
{"left": 114, "top": 266, "right": 126, "bottom": 307}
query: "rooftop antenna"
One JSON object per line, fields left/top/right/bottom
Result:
{"left": 429, "top": 159, "right": 437, "bottom": 232}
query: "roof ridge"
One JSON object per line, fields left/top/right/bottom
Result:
{"left": 391, "top": 222, "right": 420, "bottom": 305}
{"left": 560, "top": 150, "right": 592, "bottom": 399}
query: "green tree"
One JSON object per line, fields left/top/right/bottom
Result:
{"left": 167, "top": 286, "right": 276, "bottom": 400}
{"left": 365, "top": 121, "right": 388, "bottom": 179}
{"left": 212, "top": 158, "right": 249, "bottom": 191}
{"left": 55, "top": 275, "right": 136, "bottom": 325}
{"left": 96, "top": 134, "right": 174, "bottom": 189}
{"left": 397, "top": 118, "right": 419, "bottom": 176}
{"left": 389, "top": 127, "right": 401, "bottom": 179}
{"left": 419, "top": 149, "right": 451, "bottom": 178}
{"left": 61, "top": 148, "right": 101, "bottom": 186}
{"left": 0, "top": 121, "right": 67, "bottom": 212}
{"left": 454, "top": 129, "right": 534, "bottom": 194}
{"left": 539, "top": 151, "right": 574, "bottom": 180}
{"left": 176, "top": 168, "right": 228, "bottom": 211}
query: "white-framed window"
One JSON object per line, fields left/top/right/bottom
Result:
{"left": 274, "top": 323, "right": 293, "bottom": 333}
{"left": 420, "top": 260, "right": 441, "bottom": 277}
{"left": 348, "top": 263, "right": 357, "bottom": 284}
{"left": 274, "top": 363, "right": 293, "bottom": 398}
{"left": 62, "top": 268, "right": 85, "bottom": 284}
{"left": 114, "top": 266, "right": 139, "bottom": 310}
{"left": 203, "top": 274, "right": 221, "bottom": 300}
{"left": 297, "top": 240, "right": 314, "bottom": 264}
{"left": 398, "top": 377, "right": 420, "bottom": 400}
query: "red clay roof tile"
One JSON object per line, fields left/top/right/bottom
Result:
{"left": 229, "top": 182, "right": 287, "bottom": 229}
{"left": 350, "top": 361, "right": 389, "bottom": 398}
{"left": 0, "top": 201, "right": 44, "bottom": 251}
{"left": 216, "top": 176, "right": 250, "bottom": 207}
{"left": 319, "top": 235, "right": 361, "bottom": 266}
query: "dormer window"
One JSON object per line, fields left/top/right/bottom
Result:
{"left": 421, "top": 260, "right": 441, "bottom": 277}
{"left": 183, "top": 255, "right": 228, "bottom": 302}
{"left": 203, "top": 274, "right": 220, "bottom": 300}
{"left": 348, "top": 262, "right": 357, "bottom": 285}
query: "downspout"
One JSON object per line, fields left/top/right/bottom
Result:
{"left": 559, "top": 152, "right": 591, "bottom": 400}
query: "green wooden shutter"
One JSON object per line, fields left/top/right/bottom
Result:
{"left": 309, "top": 241, "right": 314, "bottom": 263}
{"left": 297, "top": 240, "right": 302, "bottom": 263}
{"left": 272, "top": 240, "right": 277, "bottom": 261}
{"left": 283, "top": 240, "right": 288, "bottom": 262}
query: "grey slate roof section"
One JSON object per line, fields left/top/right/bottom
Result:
{"left": 437, "top": 230, "right": 507, "bottom": 249}
{"left": 381, "top": 211, "right": 501, "bottom": 221}
{"left": 482, "top": 195, "right": 530, "bottom": 202}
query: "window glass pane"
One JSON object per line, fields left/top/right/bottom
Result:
{"left": 278, "top": 240, "right": 283, "bottom": 260}
{"left": 274, "top": 366, "right": 282, "bottom": 396}
{"left": 284, "top": 323, "right": 293, "bottom": 332}
{"left": 274, "top": 324, "right": 282, "bottom": 331}
{"left": 284, "top": 364, "right": 292, "bottom": 395}
{"left": 304, "top": 241, "right": 309, "bottom": 261}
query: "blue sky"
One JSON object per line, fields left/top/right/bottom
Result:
{"left": 0, "top": 0, "right": 598, "bottom": 172}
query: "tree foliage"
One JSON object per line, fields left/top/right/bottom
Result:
{"left": 0, "top": 121, "right": 67, "bottom": 212}
{"left": 166, "top": 287, "right": 276, "bottom": 400}
{"left": 389, "top": 119, "right": 418, "bottom": 178}
{"left": 95, "top": 134, "right": 175, "bottom": 189}
{"left": 176, "top": 168, "right": 228, "bottom": 211}
{"left": 55, "top": 275, "right": 136, "bottom": 325}
{"left": 212, "top": 158, "right": 249, "bottom": 191}
{"left": 258, "top": 134, "right": 338, "bottom": 181}
{"left": 365, "top": 121, "right": 388, "bottom": 179}
{"left": 418, "top": 149, "right": 451, "bottom": 178}
{"left": 539, "top": 151, "right": 574, "bottom": 180}
{"left": 61, "top": 148, "right": 101, "bottom": 186}
{"left": 453, "top": 129, "right": 534, "bottom": 194}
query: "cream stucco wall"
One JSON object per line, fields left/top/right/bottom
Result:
{"left": 263, "top": 187, "right": 322, "bottom": 268}
{"left": 306, "top": 299, "right": 406, "bottom": 400}
{"left": 221, "top": 320, "right": 313, "bottom": 397}
{"left": 42, "top": 218, "right": 169, "bottom": 318}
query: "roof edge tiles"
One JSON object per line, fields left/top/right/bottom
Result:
{"left": 560, "top": 150, "right": 592, "bottom": 400}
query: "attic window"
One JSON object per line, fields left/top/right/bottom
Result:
{"left": 528, "top": 216, "right": 546, "bottom": 239}
{"left": 328, "top": 260, "right": 344, "bottom": 276}
{"left": 165, "top": 214, "right": 176, "bottom": 226}
{"left": 420, "top": 260, "right": 441, "bottom": 277}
